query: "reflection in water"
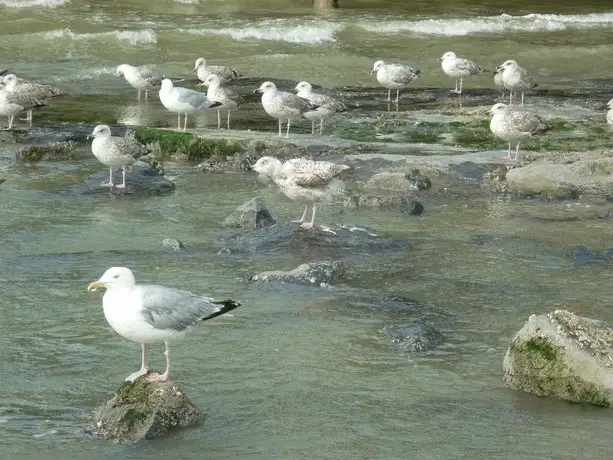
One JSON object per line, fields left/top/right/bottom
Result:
{"left": 116, "top": 102, "right": 155, "bottom": 126}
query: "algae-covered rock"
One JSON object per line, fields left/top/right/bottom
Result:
{"left": 221, "top": 196, "right": 276, "bottom": 230}
{"left": 16, "top": 141, "right": 76, "bottom": 161}
{"left": 250, "top": 260, "right": 345, "bottom": 286}
{"left": 503, "top": 310, "right": 613, "bottom": 407}
{"left": 93, "top": 378, "right": 205, "bottom": 443}
{"left": 365, "top": 171, "right": 429, "bottom": 193}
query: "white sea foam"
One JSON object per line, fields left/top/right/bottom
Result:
{"left": 356, "top": 12, "right": 613, "bottom": 36}
{"left": 29, "top": 28, "right": 157, "bottom": 45}
{"left": 0, "top": 0, "right": 67, "bottom": 7}
{"left": 51, "top": 67, "right": 117, "bottom": 82}
{"left": 182, "top": 19, "right": 343, "bottom": 44}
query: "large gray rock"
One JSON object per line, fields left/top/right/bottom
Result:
{"left": 250, "top": 260, "right": 344, "bottom": 286}
{"left": 503, "top": 310, "right": 613, "bottom": 407}
{"left": 66, "top": 163, "right": 175, "bottom": 197}
{"left": 93, "top": 379, "right": 205, "bottom": 443}
{"left": 221, "top": 196, "right": 276, "bottom": 230}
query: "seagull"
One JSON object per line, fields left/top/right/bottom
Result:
{"left": 116, "top": 64, "right": 164, "bottom": 101}
{"left": 204, "top": 74, "right": 243, "bottom": 129}
{"left": 438, "top": 51, "right": 487, "bottom": 95}
{"left": 158, "top": 79, "right": 222, "bottom": 131}
{"left": 87, "top": 266, "right": 241, "bottom": 382}
{"left": 495, "top": 60, "right": 537, "bottom": 106}
{"left": 494, "top": 70, "right": 506, "bottom": 102}
{"left": 254, "top": 81, "right": 316, "bottom": 138}
{"left": 293, "top": 81, "right": 347, "bottom": 135}
{"left": 371, "top": 60, "right": 420, "bottom": 103}
{"left": 194, "top": 58, "right": 240, "bottom": 86}
{"left": 606, "top": 98, "right": 613, "bottom": 130}
{"left": 88, "top": 124, "right": 149, "bottom": 189}
{"left": 489, "top": 103, "right": 551, "bottom": 163}
{"left": 0, "top": 82, "right": 42, "bottom": 130}
{"left": 3, "top": 73, "right": 63, "bottom": 125}
{"left": 251, "top": 156, "right": 350, "bottom": 229}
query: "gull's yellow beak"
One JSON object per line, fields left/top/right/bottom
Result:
{"left": 87, "top": 280, "right": 103, "bottom": 292}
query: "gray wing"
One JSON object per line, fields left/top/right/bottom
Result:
{"left": 517, "top": 66, "right": 536, "bottom": 88}
{"left": 284, "top": 158, "right": 350, "bottom": 186}
{"left": 137, "top": 284, "right": 228, "bottom": 332}
{"left": 4, "top": 86, "right": 45, "bottom": 108}
{"left": 278, "top": 91, "right": 315, "bottom": 113}
{"left": 387, "top": 64, "right": 420, "bottom": 84}
{"left": 110, "top": 136, "right": 149, "bottom": 161}
{"left": 208, "top": 65, "right": 240, "bottom": 81}
{"left": 455, "top": 57, "right": 486, "bottom": 75}
{"left": 307, "top": 93, "right": 346, "bottom": 112}
{"left": 136, "top": 67, "right": 164, "bottom": 86}
{"left": 509, "top": 110, "right": 550, "bottom": 134}
{"left": 15, "top": 81, "right": 63, "bottom": 100}
{"left": 175, "top": 87, "right": 218, "bottom": 109}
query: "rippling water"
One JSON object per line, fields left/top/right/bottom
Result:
{"left": 2, "top": 1, "right": 613, "bottom": 458}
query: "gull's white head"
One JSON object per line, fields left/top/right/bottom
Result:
{"left": 489, "top": 102, "right": 510, "bottom": 116}
{"left": 254, "top": 81, "right": 277, "bottom": 95}
{"left": 160, "top": 78, "right": 174, "bottom": 92}
{"left": 371, "top": 60, "right": 385, "bottom": 73}
{"left": 87, "top": 267, "right": 136, "bottom": 292}
{"left": 116, "top": 64, "right": 133, "bottom": 77}
{"left": 204, "top": 73, "right": 222, "bottom": 87}
{"left": 439, "top": 51, "right": 456, "bottom": 62}
{"left": 496, "top": 59, "right": 519, "bottom": 74}
{"left": 194, "top": 57, "right": 206, "bottom": 71}
{"left": 606, "top": 98, "right": 613, "bottom": 109}
{"left": 294, "top": 81, "right": 313, "bottom": 94}
{"left": 251, "top": 156, "right": 282, "bottom": 177}
{"left": 3, "top": 73, "right": 17, "bottom": 85}
{"left": 90, "top": 124, "right": 112, "bottom": 139}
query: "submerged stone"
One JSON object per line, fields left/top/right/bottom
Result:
{"left": 16, "top": 141, "right": 76, "bottom": 161}
{"left": 380, "top": 320, "right": 444, "bottom": 352}
{"left": 93, "top": 378, "right": 205, "bottom": 444}
{"left": 503, "top": 310, "right": 613, "bottom": 407}
{"left": 250, "top": 260, "right": 345, "bottom": 286}
{"left": 162, "top": 238, "right": 185, "bottom": 252}
{"left": 221, "top": 196, "right": 276, "bottom": 230}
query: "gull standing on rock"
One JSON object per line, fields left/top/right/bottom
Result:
{"left": 371, "top": 60, "right": 420, "bottom": 103}
{"left": 89, "top": 124, "right": 149, "bottom": 189}
{"left": 438, "top": 51, "right": 487, "bottom": 95}
{"left": 87, "top": 266, "right": 240, "bottom": 382}
{"left": 489, "top": 103, "right": 551, "bottom": 163}
{"left": 495, "top": 60, "right": 537, "bottom": 106}
{"left": 3, "top": 73, "right": 64, "bottom": 125}
{"left": 254, "top": 81, "right": 316, "bottom": 138}
{"left": 194, "top": 58, "right": 240, "bottom": 86}
{"left": 158, "top": 78, "right": 222, "bottom": 131}
{"left": 116, "top": 64, "right": 164, "bottom": 101}
{"left": 204, "top": 74, "right": 242, "bottom": 129}
{"left": 606, "top": 98, "right": 613, "bottom": 130}
{"left": 293, "top": 81, "right": 347, "bottom": 135}
{"left": 251, "top": 156, "right": 350, "bottom": 229}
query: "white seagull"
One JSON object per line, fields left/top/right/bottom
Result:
{"left": 194, "top": 57, "right": 240, "bottom": 86}
{"left": 204, "top": 73, "right": 243, "bottom": 129}
{"left": 3, "top": 73, "right": 64, "bottom": 125}
{"left": 158, "top": 79, "right": 222, "bottom": 131}
{"left": 438, "top": 51, "right": 487, "bottom": 94}
{"left": 371, "top": 60, "right": 420, "bottom": 103}
{"left": 495, "top": 60, "right": 537, "bottom": 106}
{"left": 116, "top": 64, "right": 164, "bottom": 101}
{"left": 293, "top": 81, "right": 347, "bottom": 135}
{"left": 606, "top": 98, "right": 613, "bottom": 130}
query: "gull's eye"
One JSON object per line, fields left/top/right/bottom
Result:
{"left": 113, "top": 274, "right": 120, "bottom": 279}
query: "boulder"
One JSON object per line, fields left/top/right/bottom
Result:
{"left": 16, "top": 141, "right": 76, "bottom": 161}
{"left": 365, "top": 171, "right": 430, "bottom": 193}
{"left": 380, "top": 320, "right": 444, "bottom": 352}
{"left": 93, "top": 378, "right": 205, "bottom": 443}
{"left": 162, "top": 238, "right": 185, "bottom": 252}
{"left": 503, "top": 310, "right": 613, "bottom": 407}
{"left": 65, "top": 163, "right": 175, "bottom": 197}
{"left": 221, "top": 197, "right": 276, "bottom": 230}
{"left": 250, "top": 260, "right": 344, "bottom": 286}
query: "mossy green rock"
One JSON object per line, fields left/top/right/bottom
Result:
{"left": 503, "top": 310, "right": 613, "bottom": 407}
{"left": 93, "top": 378, "right": 205, "bottom": 443}
{"left": 16, "top": 141, "right": 76, "bottom": 161}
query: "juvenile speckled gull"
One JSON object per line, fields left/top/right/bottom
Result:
{"left": 606, "top": 98, "right": 613, "bottom": 130}
{"left": 371, "top": 60, "right": 420, "bottom": 103}
{"left": 204, "top": 73, "right": 242, "bottom": 129}
{"left": 254, "top": 81, "right": 315, "bottom": 138}
{"left": 489, "top": 103, "right": 551, "bottom": 163}
{"left": 3, "top": 73, "right": 63, "bottom": 125}
{"left": 438, "top": 51, "right": 487, "bottom": 94}
{"left": 158, "top": 78, "right": 222, "bottom": 131}
{"left": 87, "top": 267, "right": 240, "bottom": 382}
{"left": 0, "top": 83, "right": 38, "bottom": 130}
{"left": 495, "top": 60, "right": 537, "bottom": 106}
{"left": 251, "top": 156, "right": 350, "bottom": 229}
{"left": 194, "top": 57, "right": 240, "bottom": 86}
{"left": 293, "top": 81, "right": 347, "bottom": 135}
{"left": 116, "top": 64, "right": 164, "bottom": 101}
{"left": 89, "top": 124, "right": 148, "bottom": 189}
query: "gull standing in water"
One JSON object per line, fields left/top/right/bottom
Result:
{"left": 438, "top": 51, "right": 487, "bottom": 95}
{"left": 158, "top": 79, "right": 222, "bottom": 131}
{"left": 489, "top": 103, "right": 550, "bottom": 163}
{"left": 293, "top": 81, "right": 347, "bottom": 135}
{"left": 254, "top": 81, "right": 315, "bottom": 138}
{"left": 251, "top": 156, "right": 350, "bottom": 229}
{"left": 3, "top": 73, "right": 64, "bottom": 125}
{"left": 371, "top": 60, "right": 420, "bottom": 103}
{"left": 88, "top": 267, "right": 240, "bottom": 382}
{"left": 194, "top": 58, "right": 240, "bottom": 86}
{"left": 203, "top": 74, "right": 242, "bottom": 129}
{"left": 89, "top": 124, "right": 149, "bottom": 189}
{"left": 116, "top": 64, "right": 164, "bottom": 101}
{"left": 0, "top": 82, "right": 42, "bottom": 130}
{"left": 495, "top": 60, "right": 537, "bottom": 106}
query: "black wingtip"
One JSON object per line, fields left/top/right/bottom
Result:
{"left": 0, "top": 69, "right": 7, "bottom": 77}
{"left": 204, "top": 299, "right": 241, "bottom": 321}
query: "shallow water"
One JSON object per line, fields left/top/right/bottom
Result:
{"left": 3, "top": 1, "right": 613, "bottom": 458}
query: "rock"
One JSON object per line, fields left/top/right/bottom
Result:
{"left": 162, "top": 238, "right": 185, "bottom": 252}
{"left": 221, "top": 197, "right": 276, "bottom": 230}
{"left": 16, "top": 141, "right": 76, "bottom": 161}
{"left": 380, "top": 320, "right": 444, "bottom": 351}
{"left": 503, "top": 310, "right": 613, "bottom": 407}
{"left": 404, "top": 171, "right": 432, "bottom": 191}
{"left": 65, "top": 163, "right": 175, "bottom": 197}
{"left": 344, "top": 193, "right": 407, "bottom": 209}
{"left": 365, "top": 171, "right": 429, "bottom": 193}
{"left": 405, "top": 200, "right": 424, "bottom": 215}
{"left": 250, "top": 260, "right": 344, "bottom": 286}
{"left": 93, "top": 378, "right": 205, "bottom": 443}
{"left": 482, "top": 166, "right": 509, "bottom": 193}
